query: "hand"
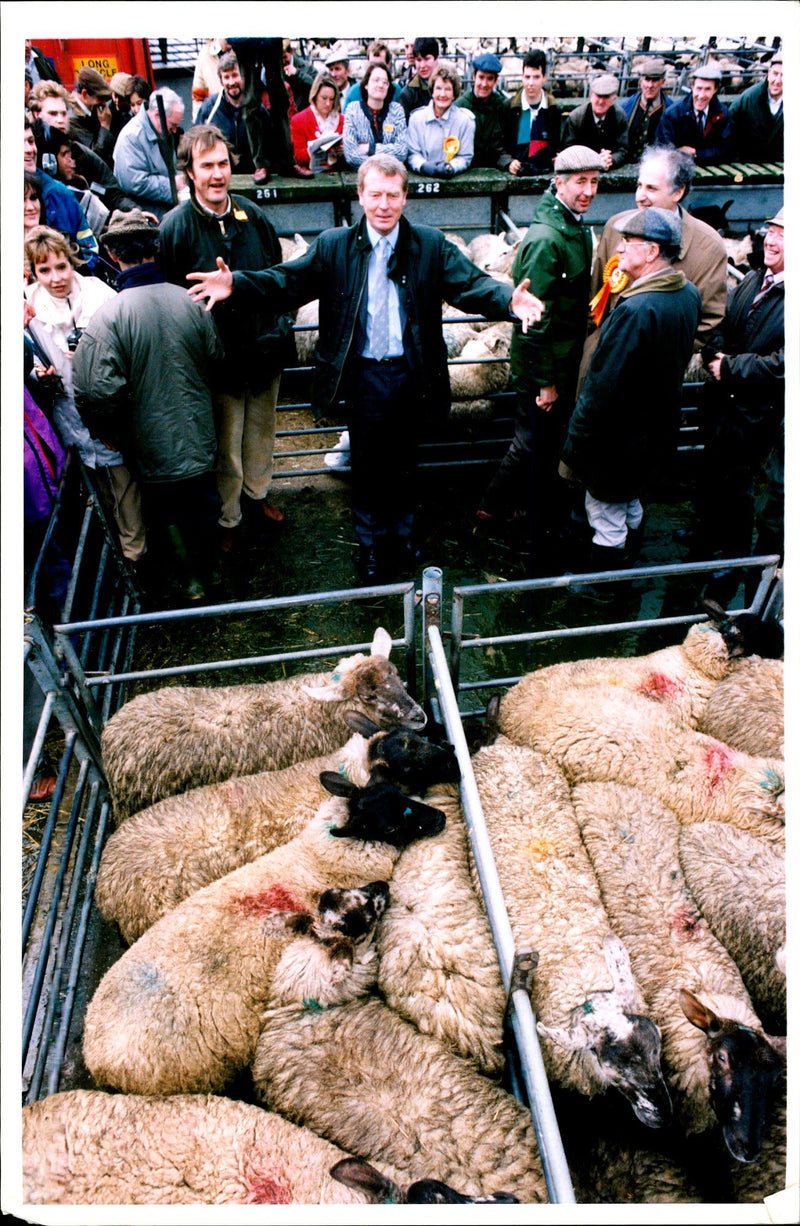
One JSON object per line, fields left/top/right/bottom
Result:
{"left": 508, "top": 159, "right": 521, "bottom": 175}
{"left": 599, "top": 148, "right": 614, "bottom": 171}
{"left": 558, "top": 459, "right": 580, "bottom": 484}
{"left": 536, "top": 384, "right": 558, "bottom": 411}
{"left": 678, "top": 145, "right": 697, "bottom": 156}
{"left": 24, "top": 298, "right": 36, "bottom": 328}
{"left": 708, "top": 353, "right": 725, "bottom": 381}
{"left": 186, "top": 256, "right": 234, "bottom": 310}
{"left": 441, "top": 163, "right": 455, "bottom": 177}
{"left": 33, "top": 362, "right": 60, "bottom": 382}
{"left": 97, "top": 101, "right": 112, "bottom": 130}
{"left": 510, "top": 278, "right": 545, "bottom": 333}
{"left": 419, "top": 160, "right": 440, "bottom": 175}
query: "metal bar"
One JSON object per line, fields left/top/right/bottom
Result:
{"left": 421, "top": 567, "right": 444, "bottom": 720}
{"left": 426, "top": 625, "right": 576, "bottom": 1204}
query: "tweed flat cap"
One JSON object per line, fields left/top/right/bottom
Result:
{"left": 109, "top": 71, "right": 132, "bottom": 98}
{"left": 640, "top": 58, "right": 667, "bottom": 79}
{"left": 554, "top": 144, "right": 606, "bottom": 173}
{"left": 691, "top": 61, "right": 723, "bottom": 81}
{"left": 616, "top": 206, "right": 682, "bottom": 246}
{"left": 324, "top": 41, "right": 350, "bottom": 66}
{"left": 590, "top": 73, "right": 619, "bottom": 96}
{"left": 472, "top": 51, "right": 503, "bottom": 74}
{"left": 76, "top": 66, "right": 111, "bottom": 97}
{"left": 766, "top": 207, "right": 784, "bottom": 227}
{"left": 104, "top": 208, "right": 159, "bottom": 240}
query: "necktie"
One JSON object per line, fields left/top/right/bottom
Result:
{"left": 696, "top": 109, "right": 706, "bottom": 135}
{"left": 370, "top": 237, "right": 391, "bottom": 360}
{"left": 749, "top": 271, "right": 775, "bottom": 311}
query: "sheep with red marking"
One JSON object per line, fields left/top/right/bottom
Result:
{"left": 101, "top": 627, "right": 426, "bottom": 822}
{"left": 22, "top": 1090, "right": 519, "bottom": 1205}
{"left": 83, "top": 776, "right": 445, "bottom": 1095}
{"left": 697, "top": 655, "right": 784, "bottom": 759}
{"left": 95, "top": 712, "right": 458, "bottom": 944}
{"left": 571, "top": 779, "right": 784, "bottom": 1158}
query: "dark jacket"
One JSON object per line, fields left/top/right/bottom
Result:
{"left": 68, "top": 137, "right": 138, "bottom": 213}
{"left": 656, "top": 93, "right": 733, "bottom": 164}
{"left": 620, "top": 90, "right": 667, "bottom": 162}
{"left": 562, "top": 270, "right": 701, "bottom": 502}
{"left": 232, "top": 214, "right": 515, "bottom": 419}
{"left": 72, "top": 271, "right": 223, "bottom": 482}
{"left": 68, "top": 101, "right": 117, "bottom": 169}
{"left": 729, "top": 79, "right": 783, "bottom": 163}
{"left": 398, "top": 73, "right": 432, "bottom": 120}
{"left": 509, "top": 185, "right": 593, "bottom": 399}
{"left": 562, "top": 99, "right": 629, "bottom": 168}
{"left": 455, "top": 89, "right": 512, "bottom": 170}
{"left": 502, "top": 88, "right": 561, "bottom": 174}
{"left": 197, "top": 91, "right": 258, "bottom": 173}
{"left": 159, "top": 193, "right": 291, "bottom": 391}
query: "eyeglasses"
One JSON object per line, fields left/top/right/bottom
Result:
{"left": 619, "top": 237, "right": 654, "bottom": 247}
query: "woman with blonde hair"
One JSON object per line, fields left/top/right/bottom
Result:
{"left": 290, "top": 71, "right": 344, "bottom": 175}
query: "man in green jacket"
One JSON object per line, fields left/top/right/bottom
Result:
{"left": 454, "top": 52, "right": 513, "bottom": 171}
{"left": 477, "top": 144, "right": 604, "bottom": 570}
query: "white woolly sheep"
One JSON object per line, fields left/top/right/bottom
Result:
{"left": 102, "top": 626, "right": 426, "bottom": 822}
{"left": 293, "top": 297, "right": 319, "bottom": 364}
{"left": 467, "top": 231, "right": 515, "bottom": 272}
{"left": 496, "top": 680, "right": 785, "bottom": 843}
{"left": 95, "top": 713, "right": 459, "bottom": 944}
{"left": 375, "top": 780, "right": 507, "bottom": 1074}
{"left": 83, "top": 778, "right": 445, "bottom": 1095}
{"left": 696, "top": 655, "right": 784, "bottom": 758}
{"left": 448, "top": 330, "right": 511, "bottom": 400}
{"left": 678, "top": 822, "right": 786, "bottom": 1032}
{"left": 469, "top": 737, "right": 671, "bottom": 1126}
{"left": 279, "top": 232, "right": 310, "bottom": 263}
{"left": 252, "top": 994, "right": 549, "bottom": 1203}
{"left": 571, "top": 779, "right": 783, "bottom": 1157}
{"left": 22, "top": 1089, "right": 518, "bottom": 1206}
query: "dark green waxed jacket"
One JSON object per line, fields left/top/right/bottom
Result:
{"left": 509, "top": 185, "right": 593, "bottom": 401}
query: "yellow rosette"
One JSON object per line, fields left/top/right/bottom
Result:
{"left": 589, "top": 254, "right": 630, "bottom": 325}
{"left": 443, "top": 135, "right": 460, "bottom": 163}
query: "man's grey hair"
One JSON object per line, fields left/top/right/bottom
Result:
{"left": 356, "top": 153, "right": 409, "bottom": 193}
{"left": 148, "top": 87, "right": 184, "bottom": 117}
{"left": 640, "top": 144, "right": 695, "bottom": 201}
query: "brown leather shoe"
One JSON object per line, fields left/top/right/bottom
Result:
{"left": 261, "top": 501, "right": 286, "bottom": 524}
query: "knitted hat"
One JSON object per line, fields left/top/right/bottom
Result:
{"left": 590, "top": 73, "right": 619, "bottom": 96}
{"left": 554, "top": 144, "right": 606, "bottom": 173}
{"left": 691, "top": 61, "right": 723, "bottom": 82}
{"left": 103, "top": 208, "right": 159, "bottom": 240}
{"left": 109, "top": 71, "right": 132, "bottom": 98}
{"left": 472, "top": 52, "right": 503, "bottom": 75}
{"left": 640, "top": 58, "right": 667, "bottom": 79}
{"left": 76, "top": 66, "right": 111, "bottom": 98}
{"left": 616, "top": 206, "right": 682, "bottom": 246}
{"left": 324, "top": 41, "right": 350, "bottom": 66}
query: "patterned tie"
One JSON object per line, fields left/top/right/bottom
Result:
{"left": 749, "top": 270, "right": 775, "bottom": 311}
{"left": 370, "top": 237, "right": 391, "bottom": 360}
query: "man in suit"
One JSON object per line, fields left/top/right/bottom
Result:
{"left": 620, "top": 59, "right": 669, "bottom": 164}
{"left": 656, "top": 61, "right": 734, "bottom": 164}
{"left": 562, "top": 73, "right": 629, "bottom": 169}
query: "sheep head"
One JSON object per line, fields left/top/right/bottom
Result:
{"left": 302, "top": 628, "right": 427, "bottom": 730}
{"left": 329, "top": 1159, "right": 520, "bottom": 1204}
{"left": 537, "top": 936, "right": 672, "bottom": 1129}
{"left": 342, "top": 711, "right": 460, "bottom": 789}
{"left": 679, "top": 988, "right": 784, "bottom": 1163}
{"left": 700, "top": 600, "right": 784, "bottom": 661}
{"left": 319, "top": 773, "right": 446, "bottom": 846}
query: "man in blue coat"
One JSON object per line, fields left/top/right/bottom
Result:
{"left": 656, "top": 62, "right": 733, "bottom": 164}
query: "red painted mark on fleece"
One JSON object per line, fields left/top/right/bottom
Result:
{"left": 703, "top": 741, "right": 736, "bottom": 792}
{"left": 229, "top": 882, "right": 306, "bottom": 918}
{"left": 246, "top": 1172, "right": 293, "bottom": 1204}
{"left": 668, "top": 903, "right": 702, "bottom": 940}
{"left": 636, "top": 671, "right": 685, "bottom": 702}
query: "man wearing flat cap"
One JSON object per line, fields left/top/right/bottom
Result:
{"left": 560, "top": 207, "right": 701, "bottom": 579}
{"left": 656, "top": 61, "right": 733, "bottom": 163}
{"left": 620, "top": 59, "right": 669, "bottom": 164}
{"left": 455, "top": 52, "right": 515, "bottom": 171}
{"left": 729, "top": 51, "right": 783, "bottom": 163}
{"left": 562, "top": 74, "right": 629, "bottom": 170}
{"left": 478, "top": 145, "right": 604, "bottom": 569}
{"left": 68, "top": 65, "right": 117, "bottom": 168}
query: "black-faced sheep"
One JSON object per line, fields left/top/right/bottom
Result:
{"left": 375, "top": 780, "right": 507, "bottom": 1074}
{"left": 21, "top": 1090, "right": 519, "bottom": 1204}
{"left": 95, "top": 713, "right": 459, "bottom": 944}
{"left": 696, "top": 655, "right": 784, "bottom": 759}
{"left": 102, "top": 626, "right": 426, "bottom": 821}
{"left": 470, "top": 738, "right": 672, "bottom": 1128}
{"left": 252, "top": 994, "right": 550, "bottom": 1203}
{"left": 678, "top": 822, "right": 786, "bottom": 1034}
{"left": 83, "top": 777, "right": 445, "bottom": 1095}
{"left": 571, "top": 779, "right": 784, "bottom": 1159}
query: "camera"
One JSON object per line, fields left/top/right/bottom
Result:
{"left": 65, "top": 326, "right": 85, "bottom": 353}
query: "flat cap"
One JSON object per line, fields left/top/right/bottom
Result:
{"left": 108, "top": 71, "right": 132, "bottom": 98}
{"left": 76, "top": 65, "right": 112, "bottom": 97}
{"left": 554, "top": 144, "right": 606, "bottom": 173}
{"left": 324, "top": 41, "right": 350, "bottom": 66}
{"left": 766, "top": 206, "right": 784, "bottom": 227}
{"left": 640, "top": 58, "right": 667, "bottom": 79}
{"left": 590, "top": 73, "right": 619, "bottom": 96}
{"left": 770, "top": 51, "right": 783, "bottom": 65}
{"left": 472, "top": 51, "right": 503, "bottom": 75}
{"left": 616, "top": 206, "right": 682, "bottom": 246}
{"left": 103, "top": 207, "right": 159, "bottom": 240}
{"left": 691, "top": 61, "right": 723, "bottom": 81}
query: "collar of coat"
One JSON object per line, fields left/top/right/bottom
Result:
{"left": 620, "top": 268, "right": 687, "bottom": 298}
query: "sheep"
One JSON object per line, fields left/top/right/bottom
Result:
{"left": 448, "top": 330, "right": 511, "bottom": 400}
{"left": 252, "top": 994, "right": 549, "bottom": 1203}
{"left": 469, "top": 737, "right": 672, "bottom": 1126}
{"left": 678, "top": 822, "right": 786, "bottom": 1032}
{"left": 95, "top": 712, "right": 459, "bottom": 944}
{"left": 571, "top": 779, "right": 784, "bottom": 1158}
{"left": 22, "top": 1089, "right": 518, "bottom": 1205}
{"left": 495, "top": 679, "right": 785, "bottom": 843}
{"left": 278, "top": 232, "right": 309, "bottom": 263}
{"left": 101, "top": 626, "right": 426, "bottom": 822}
{"left": 293, "top": 297, "right": 319, "bottom": 364}
{"left": 467, "top": 231, "right": 514, "bottom": 272}
{"left": 696, "top": 655, "right": 784, "bottom": 758}
{"left": 83, "top": 776, "right": 445, "bottom": 1095}
{"left": 375, "top": 781, "right": 507, "bottom": 1074}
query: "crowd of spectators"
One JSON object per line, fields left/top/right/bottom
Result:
{"left": 23, "top": 36, "right": 785, "bottom": 619}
